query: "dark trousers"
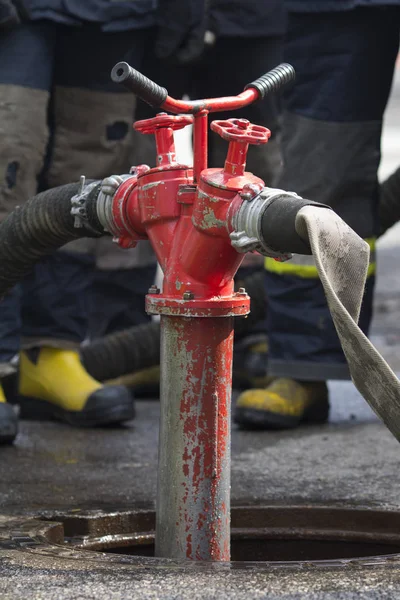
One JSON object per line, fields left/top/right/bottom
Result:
{"left": 0, "top": 21, "right": 156, "bottom": 365}
{"left": 266, "top": 7, "right": 400, "bottom": 380}
{"left": 89, "top": 266, "right": 157, "bottom": 339}
{"left": 0, "top": 252, "right": 94, "bottom": 363}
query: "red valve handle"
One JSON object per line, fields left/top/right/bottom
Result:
{"left": 211, "top": 118, "right": 270, "bottom": 145}
{"left": 134, "top": 113, "right": 194, "bottom": 134}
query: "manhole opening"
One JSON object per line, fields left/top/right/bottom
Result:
{"left": 55, "top": 506, "right": 400, "bottom": 563}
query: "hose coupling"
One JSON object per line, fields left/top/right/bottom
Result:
{"left": 230, "top": 187, "right": 298, "bottom": 261}
{"left": 96, "top": 174, "right": 133, "bottom": 236}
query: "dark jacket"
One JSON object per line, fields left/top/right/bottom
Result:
{"left": 24, "top": 0, "right": 157, "bottom": 31}
{"left": 24, "top": 0, "right": 286, "bottom": 36}
{"left": 211, "top": 0, "right": 286, "bottom": 37}
{"left": 286, "top": 0, "right": 400, "bottom": 11}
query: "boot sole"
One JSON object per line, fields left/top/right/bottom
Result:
{"left": 0, "top": 404, "right": 18, "bottom": 444}
{"left": 131, "top": 384, "right": 159, "bottom": 400}
{"left": 234, "top": 401, "right": 330, "bottom": 431}
{"left": 234, "top": 407, "right": 300, "bottom": 430}
{"left": 16, "top": 395, "right": 135, "bottom": 428}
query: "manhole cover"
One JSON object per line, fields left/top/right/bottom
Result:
{"left": 46, "top": 505, "right": 400, "bottom": 565}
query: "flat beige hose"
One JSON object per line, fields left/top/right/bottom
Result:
{"left": 296, "top": 206, "right": 400, "bottom": 441}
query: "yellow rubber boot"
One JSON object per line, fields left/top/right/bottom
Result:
{"left": 0, "top": 385, "right": 6, "bottom": 404}
{"left": 234, "top": 378, "right": 329, "bottom": 430}
{"left": 0, "top": 383, "right": 18, "bottom": 444}
{"left": 18, "top": 348, "right": 134, "bottom": 427}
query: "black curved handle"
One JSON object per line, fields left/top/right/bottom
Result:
{"left": 245, "top": 63, "right": 295, "bottom": 99}
{"left": 111, "top": 62, "right": 168, "bottom": 108}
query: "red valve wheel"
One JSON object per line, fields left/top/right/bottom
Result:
{"left": 134, "top": 113, "right": 194, "bottom": 134}
{"left": 210, "top": 118, "right": 270, "bottom": 145}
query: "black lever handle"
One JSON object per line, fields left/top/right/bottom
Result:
{"left": 245, "top": 63, "right": 295, "bottom": 99}
{"left": 111, "top": 61, "right": 295, "bottom": 111}
{"left": 111, "top": 62, "right": 168, "bottom": 108}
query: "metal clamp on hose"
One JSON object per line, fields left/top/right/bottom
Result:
{"left": 229, "top": 188, "right": 295, "bottom": 260}
{"left": 230, "top": 187, "right": 331, "bottom": 259}
{"left": 71, "top": 176, "right": 103, "bottom": 235}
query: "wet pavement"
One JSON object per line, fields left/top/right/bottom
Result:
{"left": 0, "top": 240, "right": 400, "bottom": 598}
{"left": 1, "top": 388, "right": 400, "bottom": 600}
{"left": 1, "top": 62, "right": 400, "bottom": 600}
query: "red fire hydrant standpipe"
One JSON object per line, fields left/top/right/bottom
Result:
{"left": 105, "top": 62, "right": 296, "bottom": 561}
{"left": 0, "top": 58, "right": 399, "bottom": 565}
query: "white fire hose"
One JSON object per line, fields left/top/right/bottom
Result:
{"left": 297, "top": 206, "right": 400, "bottom": 440}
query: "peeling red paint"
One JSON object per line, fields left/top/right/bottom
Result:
{"left": 170, "top": 316, "right": 234, "bottom": 561}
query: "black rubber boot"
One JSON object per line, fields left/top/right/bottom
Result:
{"left": 0, "top": 402, "right": 18, "bottom": 444}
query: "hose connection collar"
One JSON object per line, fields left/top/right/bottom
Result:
{"left": 230, "top": 187, "right": 332, "bottom": 259}
{"left": 96, "top": 174, "right": 134, "bottom": 237}
{"left": 230, "top": 188, "right": 299, "bottom": 261}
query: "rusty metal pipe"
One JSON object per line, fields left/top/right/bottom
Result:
{"left": 155, "top": 315, "right": 233, "bottom": 560}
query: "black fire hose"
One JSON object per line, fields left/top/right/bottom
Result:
{"left": 259, "top": 172, "right": 400, "bottom": 247}
{"left": 260, "top": 195, "right": 331, "bottom": 255}
{"left": 0, "top": 181, "right": 105, "bottom": 298}
{"left": 81, "top": 271, "right": 267, "bottom": 383}
{"left": 82, "top": 321, "right": 161, "bottom": 383}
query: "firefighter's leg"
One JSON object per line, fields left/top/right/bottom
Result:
{"left": 232, "top": 264, "right": 272, "bottom": 390}
{"left": 18, "top": 250, "right": 134, "bottom": 426}
{"left": 379, "top": 166, "right": 400, "bottom": 236}
{"left": 88, "top": 240, "right": 158, "bottom": 397}
{"left": 235, "top": 7, "right": 400, "bottom": 429}
{"left": 17, "top": 25, "right": 158, "bottom": 425}
{"left": 0, "top": 21, "right": 56, "bottom": 438}
{"left": 194, "top": 35, "right": 285, "bottom": 386}
{"left": 0, "top": 21, "right": 53, "bottom": 219}
{"left": 50, "top": 23, "right": 157, "bottom": 342}
{"left": 89, "top": 240, "right": 156, "bottom": 339}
